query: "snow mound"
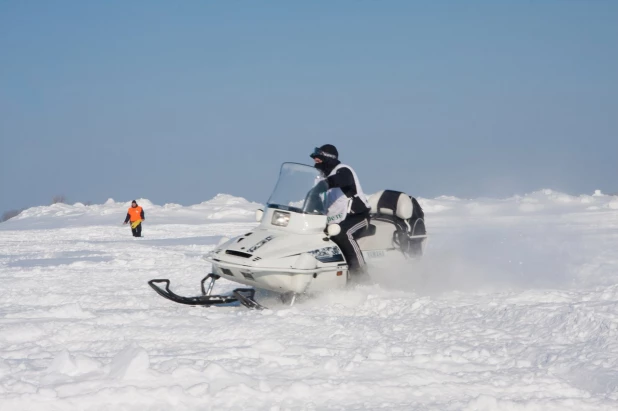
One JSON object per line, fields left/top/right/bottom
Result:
{"left": 1, "top": 194, "right": 261, "bottom": 230}
{"left": 3, "top": 190, "right": 616, "bottom": 231}
{"left": 190, "top": 194, "right": 258, "bottom": 219}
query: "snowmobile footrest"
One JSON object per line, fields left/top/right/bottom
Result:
{"left": 233, "top": 288, "right": 266, "bottom": 310}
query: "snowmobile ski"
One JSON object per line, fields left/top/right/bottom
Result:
{"left": 148, "top": 274, "right": 266, "bottom": 309}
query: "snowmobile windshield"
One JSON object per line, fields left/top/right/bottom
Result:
{"left": 266, "top": 163, "right": 326, "bottom": 215}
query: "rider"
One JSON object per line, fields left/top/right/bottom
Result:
{"left": 311, "top": 144, "right": 371, "bottom": 276}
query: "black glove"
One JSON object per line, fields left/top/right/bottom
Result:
{"left": 314, "top": 180, "right": 329, "bottom": 193}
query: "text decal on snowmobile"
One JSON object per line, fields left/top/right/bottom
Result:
{"left": 327, "top": 213, "right": 344, "bottom": 224}
{"left": 247, "top": 235, "right": 274, "bottom": 253}
{"left": 309, "top": 246, "right": 344, "bottom": 263}
{"left": 366, "top": 250, "right": 386, "bottom": 259}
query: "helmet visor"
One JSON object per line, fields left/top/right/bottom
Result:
{"left": 310, "top": 147, "right": 323, "bottom": 159}
{"left": 310, "top": 147, "right": 336, "bottom": 160}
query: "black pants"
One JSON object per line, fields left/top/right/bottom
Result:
{"left": 131, "top": 222, "right": 142, "bottom": 237}
{"left": 331, "top": 213, "right": 369, "bottom": 274}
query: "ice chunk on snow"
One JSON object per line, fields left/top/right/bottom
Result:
{"left": 47, "top": 350, "right": 80, "bottom": 375}
{"left": 251, "top": 339, "right": 286, "bottom": 352}
{"left": 0, "top": 360, "right": 10, "bottom": 378}
{"left": 46, "top": 350, "right": 102, "bottom": 376}
{"left": 108, "top": 345, "right": 151, "bottom": 380}
{"left": 0, "top": 323, "right": 45, "bottom": 343}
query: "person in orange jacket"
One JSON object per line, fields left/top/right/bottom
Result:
{"left": 123, "top": 200, "right": 145, "bottom": 237}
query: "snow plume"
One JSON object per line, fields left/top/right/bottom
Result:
{"left": 373, "top": 218, "right": 578, "bottom": 296}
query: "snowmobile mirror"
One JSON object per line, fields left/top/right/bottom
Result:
{"left": 326, "top": 224, "right": 341, "bottom": 237}
{"left": 255, "top": 209, "right": 264, "bottom": 222}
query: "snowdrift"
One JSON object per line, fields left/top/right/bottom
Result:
{"left": 3, "top": 189, "right": 617, "bottom": 230}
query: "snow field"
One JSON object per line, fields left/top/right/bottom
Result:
{"left": 1, "top": 191, "right": 617, "bottom": 410}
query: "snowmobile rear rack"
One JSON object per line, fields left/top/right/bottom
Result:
{"left": 148, "top": 274, "right": 266, "bottom": 310}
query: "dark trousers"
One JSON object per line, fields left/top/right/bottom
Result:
{"left": 331, "top": 213, "right": 369, "bottom": 274}
{"left": 131, "top": 222, "right": 142, "bottom": 237}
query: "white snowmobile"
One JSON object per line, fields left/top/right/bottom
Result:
{"left": 149, "top": 162, "right": 427, "bottom": 309}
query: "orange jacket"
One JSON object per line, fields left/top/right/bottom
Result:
{"left": 126, "top": 206, "right": 144, "bottom": 223}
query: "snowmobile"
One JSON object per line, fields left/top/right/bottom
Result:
{"left": 149, "top": 162, "right": 427, "bottom": 309}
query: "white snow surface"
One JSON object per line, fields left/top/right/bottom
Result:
{"left": 1, "top": 190, "right": 618, "bottom": 410}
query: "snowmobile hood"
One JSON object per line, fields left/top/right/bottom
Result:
{"left": 205, "top": 226, "right": 343, "bottom": 268}
{"left": 209, "top": 228, "right": 325, "bottom": 260}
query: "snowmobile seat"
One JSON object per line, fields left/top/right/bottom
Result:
{"left": 364, "top": 190, "right": 426, "bottom": 256}
{"left": 369, "top": 190, "right": 414, "bottom": 221}
{"left": 369, "top": 190, "right": 425, "bottom": 229}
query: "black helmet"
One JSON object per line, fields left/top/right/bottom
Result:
{"left": 310, "top": 144, "right": 338, "bottom": 162}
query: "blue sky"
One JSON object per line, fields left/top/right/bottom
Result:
{"left": 1, "top": 1, "right": 617, "bottom": 213}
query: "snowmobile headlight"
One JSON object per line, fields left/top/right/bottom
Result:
{"left": 309, "top": 246, "right": 344, "bottom": 263}
{"left": 272, "top": 210, "right": 291, "bottom": 227}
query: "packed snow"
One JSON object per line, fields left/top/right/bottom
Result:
{"left": 1, "top": 190, "right": 618, "bottom": 410}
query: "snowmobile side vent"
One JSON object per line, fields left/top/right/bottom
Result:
{"left": 220, "top": 267, "right": 233, "bottom": 276}
{"left": 241, "top": 271, "right": 255, "bottom": 280}
{"left": 225, "top": 250, "right": 253, "bottom": 258}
